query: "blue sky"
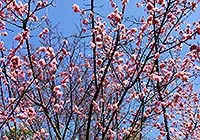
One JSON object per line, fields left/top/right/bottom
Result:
{"left": 48, "top": 0, "right": 200, "bottom": 37}
{"left": 47, "top": 0, "right": 144, "bottom": 35}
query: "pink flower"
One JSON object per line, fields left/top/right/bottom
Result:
{"left": 196, "top": 25, "right": 200, "bottom": 34}
{"left": 53, "top": 85, "right": 63, "bottom": 97}
{"left": 73, "top": 104, "right": 79, "bottom": 111}
{"left": 123, "top": 80, "right": 129, "bottom": 86}
{"left": 59, "top": 100, "right": 64, "bottom": 106}
{"left": 27, "top": 69, "right": 33, "bottom": 76}
{"left": 14, "top": 34, "right": 23, "bottom": 41}
{"left": 175, "top": 71, "right": 190, "bottom": 82}
{"left": 22, "top": 30, "right": 30, "bottom": 39}
{"left": 38, "top": 59, "right": 46, "bottom": 67}
{"left": 122, "top": 0, "right": 129, "bottom": 5}
{"left": 57, "top": 91, "right": 63, "bottom": 97}
{"left": 154, "top": 53, "right": 160, "bottom": 59}
{"left": 38, "top": 28, "right": 49, "bottom": 38}
{"left": 37, "top": 1, "right": 43, "bottom": 7}
{"left": 17, "top": 113, "right": 27, "bottom": 119}
{"left": 0, "top": 41, "right": 5, "bottom": 51}
{"left": 53, "top": 85, "right": 61, "bottom": 92}
{"left": 1, "top": 31, "right": 8, "bottom": 36}
{"left": 2, "top": 135, "right": 9, "bottom": 140}
{"left": 40, "top": 128, "right": 46, "bottom": 134}
{"left": 61, "top": 48, "right": 68, "bottom": 55}
{"left": 130, "top": 28, "right": 137, "bottom": 34}
{"left": 82, "top": 19, "right": 89, "bottom": 25}
{"left": 63, "top": 39, "right": 68, "bottom": 45}
{"left": 72, "top": 4, "right": 80, "bottom": 13}
{"left": 151, "top": 74, "right": 162, "bottom": 82}
{"left": 38, "top": 32, "right": 43, "bottom": 38}
{"left": 11, "top": 56, "right": 21, "bottom": 68}
{"left": 96, "top": 59, "right": 103, "bottom": 66}
{"left": 115, "top": 13, "right": 121, "bottom": 22}
{"left": 30, "top": 14, "right": 38, "bottom": 22}
{"left": 108, "top": 11, "right": 121, "bottom": 23}
{"left": 110, "top": 1, "right": 116, "bottom": 8}
{"left": 37, "top": 47, "right": 46, "bottom": 53}
{"left": 92, "top": 101, "right": 100, "bottom": 112}
{"left": 43, "top": 28, "right": 49, "bottom": 34}
{"left": 54, "top": 104, "right": 60, "bottom": 109}
{"left": 26, "top": 107, "right": 36, "bottom": 118}
{"left": 37, "top": 1, "right": 48, "bottom": 8}
{"left": 146, "top": 2, "right": 154, "bottom": 11}
{"left": 160, "top": 131, "right": 166, "bottom": 136}
{"left": 158, "top": 0, "right": 164, "bottom": 4}
{"left": 112, "top": 103, "right": 118, "bottom": 110}
{"left": 190, "top": 44, "right": 197, "bottom": 51}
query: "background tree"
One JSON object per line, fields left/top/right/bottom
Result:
{"left": 0, "top": 0, "right": 200, "bottom": 139}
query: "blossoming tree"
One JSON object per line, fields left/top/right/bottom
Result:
{"left": 0, "top": 0, "right": 200, "bottom": 139}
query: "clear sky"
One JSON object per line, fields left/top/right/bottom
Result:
{"left": 48, "top": 0, "right": 200, "bottom": 37}
{"left": 48, "top": 0, "right": 144, "bottom": 36}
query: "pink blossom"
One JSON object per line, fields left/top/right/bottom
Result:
{"left": 11, "top": 56, "right": 21, "bottom": 68}
{"left": 72, "top": 4, "right": 80, "bottom": 13}
{"left": 108, "top": 11, "right": 122, "bottom": 23}
{"left": 61, "top": 48, "right": 68, "bottom": 55}
{"left": 53, "top": 85, "right": 61, "bottom": 92}
{"left": 158, "top": 0, "right": 165, "bottom": 4}
{"left": 30, "top": 14, "right": 38, "bottom": 21}
{"left": 62, "top": 39, "right": 68, "bottom": 45}
{"left": 38, "top": 59, "right": 46, "bottom": 67}
{"left": 175, "top": 71, "right": 190, "bottom": 82}
{"left": 0, "top": 41, "right": 5, "bottom": 51}
{"left": 146, "top": 2, "right": 154, "bottom": 11}
{"left": 53, "top": 85, "right": 63, "bottom": 97}
{"left": 22, "top": 29, "right": 30, "bottom": 39}
{"left": 196, "top": 25, "right": 200, "bottom": 34}
{"left": 54, "top": 104, "right": 60, "bottom": 109}
{"left": 82, "top": 27, "right": 87, "bottom": 32}
{"left": 151, "top": 74, "right": 163, "bottom": 82}
{"left": 92, "top": 101, "right": 100, "bottom": 112}
{"left": 14, "top": 34, "right": 23, "bottom": 41}
{"left": 37, "top": 1, "right": 43, "bottom": 7}
{"left": 154, "top": 53, "right": 160, "bottom": 59}
{"left": 130, "top": 28, "right": 137, "bottom": 34}
{"left": 190, "top": 44, "right": 198, "bottom": 51}
{"left": 96, "top": 59, "right": 103, "bottom": 66}
{"left": 43, "top": 28, "right": 49, "bottom": 34}
{"left": 2, "top": 136, "right": 9, "bottom": 140}
{"left": 122, "top": 0, "right": 129, "bottom": 5}
{"left": 82, "top": 19, "right": 89, "bottom": 25}
{"left": 38, "top": 32, "right": 43, "bottom": 38}
{"left": 1, "top": 31, "right": 8, "bottom": 36}
{"left": 40, "top": 128, "right": 46, "bottom": 134}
